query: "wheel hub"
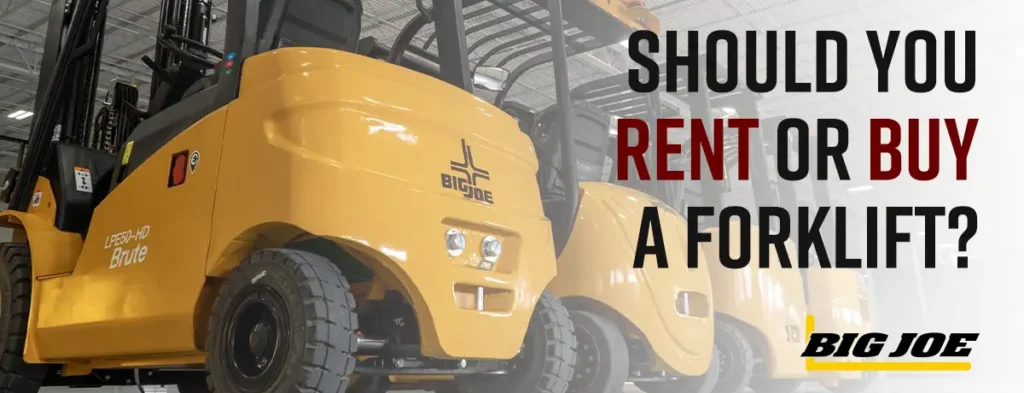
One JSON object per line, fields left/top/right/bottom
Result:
{"left": 568, "top": 325, "right": 601, "bottom": 392}
{"left": 249, "top": 322, "right": 270, "bottom": 355}
{"left": 226, "top": 288, "right": 289, "bottom": 387}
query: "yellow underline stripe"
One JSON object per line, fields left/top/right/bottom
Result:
{"left": 804, "top": 315, "right": 972, "bottom": 372}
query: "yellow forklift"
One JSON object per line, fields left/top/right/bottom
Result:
{"left": 674, "top": 104, "right": 878, "bottom": 393}
{"left": 514, "top": 69, "right": 721, "bottom": 393}
{"left": 562, "top": 63, "right": 878, "bottom": 393}
{"left": 755, "top": 117, "right": 878, "bottom": 393}
{"left": 374, "top": 1, "right": 717, "bottom": 393}
{"left": 0, "top": 1, "right": 580, "bottom": 393}
{"left": 680, "top": 83, "right": 812, "bottom": 393}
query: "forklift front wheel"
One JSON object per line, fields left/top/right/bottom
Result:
{"left": 711, "top": 320, "right": 755, "bottom": 393}
{"left": 205, "top": 249, "right": 359, "bottom": 393}
{"left": 0, "top": 243, "right": 49, "bottom": 393}
{"left": 457, "top": 292, "right": 577, "bottom": 393}
{"left": 566, "top": 310, "right": 628, "bottom": 393}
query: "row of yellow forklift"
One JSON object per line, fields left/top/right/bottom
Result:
{"left": 0, "top": 1, "right": 875, "bottom": 393}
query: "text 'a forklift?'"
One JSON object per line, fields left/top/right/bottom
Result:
{"left": 105, "top": 225, "right": 151, "bottom": 269}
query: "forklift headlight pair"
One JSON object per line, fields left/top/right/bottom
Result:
{"left": 445, "top": 228, "right": 502, "bottom": 269}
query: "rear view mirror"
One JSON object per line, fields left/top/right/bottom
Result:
{"left": 473, "top": 67, "right": 510, "bottom": 92}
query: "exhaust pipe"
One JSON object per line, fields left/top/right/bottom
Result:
{"left": 357, "top": 337, "right": 387, "bottom": 352}
{"left": 356, "top": 337, "right": 421, "bottom": 357}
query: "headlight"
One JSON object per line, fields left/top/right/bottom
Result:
{"left": 481, "top": 236, "right": 501, "bottom": 261}
{"left": 479, "top": 236, "right": 502, "bottom": 270}
{"left": 446, "top": 228, "right": 466, "bottom": 257}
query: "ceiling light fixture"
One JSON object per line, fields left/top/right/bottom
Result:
{"left": 7, "top": 110, "right": 26, "bottom": 119}
{"left": 847, "top": 185, "right": 874, "bottom": 193}
{"left": 619, "top": 40, "right": 629, "bottom": 48}
{"left": 13, "top": 111, "right": 33, "bottom": 120}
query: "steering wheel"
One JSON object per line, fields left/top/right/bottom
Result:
{"left": 156, "top": 34, "right": 224, "bottom": 70}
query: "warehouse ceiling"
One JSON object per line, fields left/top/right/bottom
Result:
{"left": 0, "top": 0, "right": 1009, "bottom": 186}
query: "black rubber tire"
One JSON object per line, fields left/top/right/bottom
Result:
{"left": 204, "top": 248, "right": 358, "bottom": 393}
{"left": 0, "top": 243, "right": 48, "bottom": 393}
{"left": 634, "top": 345, "right": 721, "bottom": 393}
{"left": 826, "top": 372, "right": 878, "bottom": 393}
{"left": 711, "top": 320, "right": 754, "bottom": 393}
{"left": 749, "top": 377, "right": 803, "bottom": 393}
{"left": 566, "top": 311, "right": 628, "bottom": 393}
{"left": 458, "top": 292, "right": 577, "bottom": 393}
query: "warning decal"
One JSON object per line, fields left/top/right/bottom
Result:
{"left": 74, "top": 167, "right": 93, "bottom": 193}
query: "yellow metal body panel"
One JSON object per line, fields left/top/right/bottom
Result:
{"left": 549, "top": 182, "right": 714, "bottom": 376}
{"left": 705, "top": 222, "right": 807, "bottom": 379}
{"left": 8, "top": 48, "right": 554, "bottom": 366}
{"left": 0, "top": 208, "right": 85, "bottom": 365}
{"left": 27, "top": 107, "right": 228, "bottom": 362}
{"left": 26, "top": 177, "right": 58, "bottom": 227}
{"left": 0, "top": 177, "right": 83, "bottom": 280}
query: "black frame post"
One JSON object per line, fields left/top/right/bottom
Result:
{"left": 547, "top": 0, "right": 579, "bottom": 254}
{"left": 433, "top": 0, "right": 474, "bottom": 92}
{"left": 32, "top": 0, "right": 68, "bottom": 125}
{"left": 731, "top": 91, "right": 780, "bottom": 213}
{"left": 690, "top": 58, "right": 719, "bottom": 228}
{"left": 808, "top": 133, "right": 835, "bottom": 246}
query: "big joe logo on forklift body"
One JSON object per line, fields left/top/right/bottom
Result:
{"left": 441, "top": 139, "right": 494, "bottom": 204}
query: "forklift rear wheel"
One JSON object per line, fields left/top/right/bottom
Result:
{"left": 711, "top": 320, "right": 754, "bottom": 393}
{"left": 748, "top": 377, "right": 803, "bottom": 393}
{"left": 826, "top": 372, "right": 878, "bottom": 393}
{"left": 0, "top": 243, "right": 49, "bottom": 393}
{"left": 634, "top": 346, "right": 721, "bottom": 393}
{"left": 566, "top": 311, "right": 627, "bottom": 393}
{"left": 457, "top": 292, "right": 577, "bottom": 393}
{"left": 205, "top": 249, "right": 358, "bottom": 393}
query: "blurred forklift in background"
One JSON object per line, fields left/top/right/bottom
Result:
{"left": 540, "top": 63, "right": 880, "bottom": 393}
{"left": 371, "top": 1, "right": 718, "bottom": 392}
{"left": 680, "top": 109, "right": 878, "bottom": 393}
{"left": 527, "top": 60, "right": 787, "bottom": 393}
{"left": 756, "top": 116, "right": 879, "bottom": 393}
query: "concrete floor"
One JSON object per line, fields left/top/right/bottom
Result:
{"left": 38, "top": 378, "right": 999, "bottom": 393}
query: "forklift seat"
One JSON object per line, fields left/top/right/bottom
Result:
{"left": 110, "top": 0, "right": 365, "bottom": 191}
{"left": 263, "top": 0, "right": 363, "bottom": 53}
{"left": 165, "top": 0, "right": 365, "bottom": 106}
{"left": 537, "top": 102, "right": 614, "bottom": 189}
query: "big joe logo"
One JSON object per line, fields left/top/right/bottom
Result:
{"left": 441, "top": 139, "right": 494, "bottom": 204}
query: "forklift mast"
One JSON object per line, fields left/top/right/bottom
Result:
{"left": 6, "top": 0, "right": 111, "bottom": 211}
{"left": 150, "top": 0, "right": 214, "bottom": 103}
{"left": 4, "top": 0, "right": 213, "bottom": 211}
